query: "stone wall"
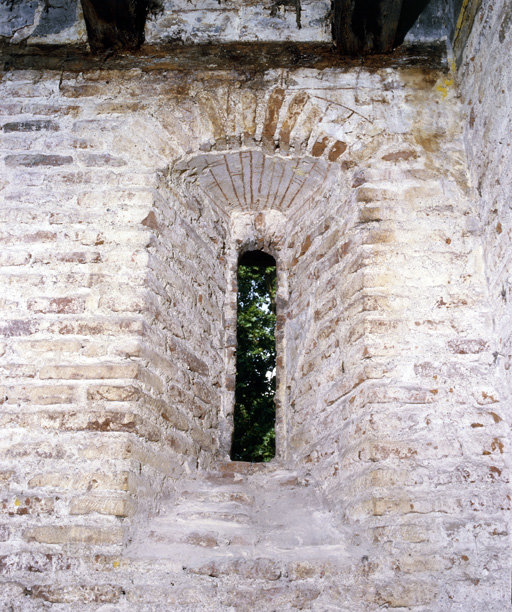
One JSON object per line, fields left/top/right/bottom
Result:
{"left": 0, "top": 50, "right": 509, "bottom": 607}
{"left": 0, "top": 0, "right": 86, "bottom": 44}
{"left": 145, "top": 0, "right": 331, "bottom": 44}
{"left": 458, "top": 0, "right": 512, "bottom": 408}
{"left": 457, "top": 0, "right": 512, "bottom": 604}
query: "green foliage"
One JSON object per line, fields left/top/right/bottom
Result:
{"left": 231, "top": 260, "right": 276, "bottom": 462}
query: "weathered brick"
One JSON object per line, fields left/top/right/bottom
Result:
{"left": 0, "top": 385, "right": 77, "bottom": 405}
{"left": 371, "top": 523, "right": 434, "bottom": 544}
{"left": 28, "top": 471, "right": 130, "bottom": 492}
{"left": 4, "top": 154, "right": 73, "bottom": 167}
{"left": 0, "top": 410, "right": 160, "bottom": 441}
{"left": 0, "top": 320, "right": 35, "bottom": 337}
{"left": 374, "top": 580, "right": 436, "bottom": 607}
{"left": 448, "top": 339, "right": 489, "bottom": 354}
{"left": 0, "top": 231, "right": 57, "bottom": 244}
{"left": 24, "top": 525, "right": 124, "bottom": 545}
{"left": 0, "top": 251, "right": 31, "bottom": 266}
{"left": 79, "top": 439, "right": 134, "bottom": 461}
{"left": 80, "top": 153, "right": 127, "bottom": 167}
{"left": 39, "top": 363, "right": 139, "bottom": 380}
{"left": 27, "top": 297, "right": 86, "bottom": 314}
{"left": 0, "top": 471, "right": 14, "bottom": 487}
{"left": 0, "top": 552, "right": 54, "bottom": 574}
{"left": 45, "top": 317, "right": 144, "bottom": 336}
{"left": 31, "top": 251, "right": 102, "bottom": 264}
{"left": 87, "top": 384, "right": 141, "bottom": 402}
{"left": 0, "top": 524, "right": 10, "bottom": 542}
{"left": 69, "top": 494, "right": 135, "bottom": 517}
{"left": 0, "top": 496, "right": 54, "bottom": 516}
{"left": 14, "top": 338, "right": 83, "bottom": 355}
{"left": 190, "top": 558, "right": 283, "bottom": 580}
{"left": 2, "top": 120, "right": 59, "bottom": 132}
{"left": 29, "top": 584, "right": 122, "bottom": 604}
{"left": 168, "top": 337, "right": 209, "bottom": 376}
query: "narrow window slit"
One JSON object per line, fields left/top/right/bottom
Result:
{"left": 230, "top": 250, "right": 277, "bottom": 463}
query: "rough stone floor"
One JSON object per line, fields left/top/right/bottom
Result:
{"left": 2, "top": 462, "right": 360, "bottom": 610}
{"left": 122, "top": 462, "right": 355, "bottom": 610}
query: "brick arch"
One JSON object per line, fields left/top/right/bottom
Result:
{"left": 157, "top": 83, "right": 371, "bottom": 167}
{"left": 172, "top": 149, "right": 336, "bottom": 214}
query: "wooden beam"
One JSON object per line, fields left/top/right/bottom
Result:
{"left": 81, "top": 0, "right": 148, "bottom": 52}
{"left": 333, "top": 0, "right": 407, "bottom": 55}
{"left": 378, "top": 0, "right": 406, "bottom": 51}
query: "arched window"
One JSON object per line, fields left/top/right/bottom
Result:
{"left": 230, "top": 250, "right": 277, "bottom": 462}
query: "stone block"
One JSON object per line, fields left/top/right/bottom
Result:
{"left": 0, "top": 0, "right": 85, "bottom": 44}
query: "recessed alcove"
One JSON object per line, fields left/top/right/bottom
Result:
{"left": 166, "top": 148, "right": 357, "bottom": 472}
{"left": 168, "top": 149, "right": 347, "bottom": 465}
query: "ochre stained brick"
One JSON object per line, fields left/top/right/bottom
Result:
{"left": 262, "top": 88, "right": 285, "bottom": 146}
{"left": 328, "top": 141, "right": 347, "bottom": 161}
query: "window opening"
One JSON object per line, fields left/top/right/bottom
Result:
{"left": 230, "top": 250, "right": 277, "bottom": 462}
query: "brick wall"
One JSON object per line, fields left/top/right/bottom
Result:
{"left": 0, "top": 56, "right": 508, "bottom": 607}
{"left": 148, "top": 175, "right": 229, "bottom": 468}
